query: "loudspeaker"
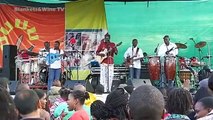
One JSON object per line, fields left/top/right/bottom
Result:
{"left": 2, "top": 45, "right": 17, "bottom": 80}
{"left": 63, "top": 80, "right": 85, "bottom": 89}
{"left": 9, "top": 81, "right": 19, "bottom": 95}
{"left": 132, "top": 79, "right": 152, "bottom": 88}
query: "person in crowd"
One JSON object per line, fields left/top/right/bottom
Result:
{"left": 194, "top": 97, "right": 213, "bottom": 119}
{"left": 47, "top": 41, "right": 64, "bottom": 90}
{"left": 94, "top": 84, "right": 107, "bottom": 103}
{"left": 129, "top": 85, "right": 165, "bottom": 120}
{"left": 198, "top": 66, "right": 212, "bottom": 87}
{"left": 194, "top": 73, "right": 213, "bottom": 103}
{"left": 48, "top": 80, "right": 62, "bottom": 106}
{"left": 73, "top": 84, "right": 96, "bottom": 106}
{"left": 51, "top": 87, "right": 70, "bottom": 119}
{"left": 0, "top": 86, "right": 18, "bottom": 120}
{"left": 90, "top": 100, "right": 105, "bottom": 120}
{"left": 165, "top": 88, "right": 192, "bottom": 120}
{"left": 34, "top": 89, "right": 50, "bottom": 120}
{"left": 96, "top": 33, "right": 118, "bottom": 92}
{"left": 103, "top": 88, "right": 130, "bottom": 120}
{"left": 67, "top": 90, "right": 90, "bottom": 120}
{"left": 124, "top": 39, "right": 143, "bottom": 85}
{"left": 16, "top": 83, "right": 30, "bottom": 93}
{"left": 0, "top": 77, "right": 10, "bottom": 92}
{"left": 157, "top": 35, "right": 178, "bottom": 88}
{"left": 14, "top": 89, "right": 42, "bottom": 120}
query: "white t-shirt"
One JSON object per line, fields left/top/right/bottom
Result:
{"left": 124, "top": 47, "right": 143, "bottom": 69}
{"left": 39, "top": 48, "right": 49, "bottom": 57}
{"left": 157, "top": 42, "right": 178, "bottom": 57}
{"left": 48, "top": 48, "right": 64, "bottom": 69}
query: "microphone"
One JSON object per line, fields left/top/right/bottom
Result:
{"left": 154, "top": 43, "right": 159, "bottom": 53}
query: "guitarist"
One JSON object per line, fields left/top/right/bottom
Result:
{"left": 47, "top": 41, "right": 64, "bottom": 90}
{"left": 96, "top": 33, "right": 118, "bottom": 92}
{"left": 124, "top": 39, "right": 143, "bottom": 85}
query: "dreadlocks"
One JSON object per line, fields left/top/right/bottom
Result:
{"left": 166, "top": 88, "right": 193, "bottom": 115}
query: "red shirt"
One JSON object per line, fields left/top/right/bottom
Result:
{"left": 69, "top": 109, "right": 89, "bottom": 120}
{"left": 96, "top": 40, "right": 117, "bottom": 64}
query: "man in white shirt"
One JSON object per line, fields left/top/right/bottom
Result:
{"left": 157, "top": 35, "right": 178, "bottom": 88}
{"left": 124, "top": 39, "right": 143, "bottom": 85}
{"left": 38, "top": 41, "right": 50, "bottom": 65}
{"left": 47, "top": 41, "right": 64, "bottom": 90}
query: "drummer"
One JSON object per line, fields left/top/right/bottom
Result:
{"left": 38, "top": 41, "right": 50, "bottom": 65}
{"left": 157, "top": 35, "right": 178, "bottom": 88}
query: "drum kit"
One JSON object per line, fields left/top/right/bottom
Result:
{"left": 147, "top": 40, "right": 211, "bottom": 86}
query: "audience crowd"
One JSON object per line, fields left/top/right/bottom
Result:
{"left": 1, "top": 71, "right": 213, "bottom": 120}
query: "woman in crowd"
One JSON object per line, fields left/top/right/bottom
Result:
{"left": 34, "top": 89, "right": 50, "bottom": 120}
{"left": 165, "top": 88, "right": 193, "bottom": 120}
{"left": 0, "top": 86, "right": 18, "bottom": 120}
{"left": 90, "top": 100, "right": 105, "bottom": 120}
{"left": 67, "top": 90, "right": 90, "bottom": 120}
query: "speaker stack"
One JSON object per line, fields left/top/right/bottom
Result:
{"left": 0, "top": 45, "right": 17, "bottom": 80}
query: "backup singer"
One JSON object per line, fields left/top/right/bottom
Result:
{"left": 96, "top": 33, "right": 118, "bottom": 92}
{"left": 124, "top": 39, "right": 143, "bottom": 85}
{"left": 157, "top": 35, "right": 178, "bottom": 88}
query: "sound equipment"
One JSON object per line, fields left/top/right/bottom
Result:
{"left": 2, "top": 45, "right": 17, "bottom": 80}
{"left": 132, "top": 79, "right": 152, "bottom": 88}
{"left": 141, "top": 63, "right": 150, "bottom": 79}
{"left": 9, "top": 81, "right": 19, "bottom": 95}
{"left": 64, "top": 80, "right": 85, "bottom": 89}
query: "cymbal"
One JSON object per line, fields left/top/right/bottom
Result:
{"left": 175, "top": 43, "right": 187, "bottom": 49}
{"left": 195, "top": 41, "right": 206, "bottom": 48}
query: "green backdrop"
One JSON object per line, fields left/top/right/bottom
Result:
{"left": 105, "top": 1, "right": 213, "bottom": 69}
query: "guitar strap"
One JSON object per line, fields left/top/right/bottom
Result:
{"left": 134, "top": 47, "right": 139, "bottom": 56}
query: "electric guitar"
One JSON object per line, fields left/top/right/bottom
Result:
{"left": 46, "top": 53, "right": 62, "bottom": 65}
{"left": 96, "top": 42, "right": 122, "bottom": 63}
{"left": 124, "top": 56, "right": 143, "bottom": 67}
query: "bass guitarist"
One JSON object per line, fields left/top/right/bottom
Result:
{"left": 124, "top": 39, "right": 143, "bottom": 85}
{"left": 96, "top": 33, "right": 118, "bottom": 92}
{"left": 47, "top": 41, "right": 64, "bottom": 90}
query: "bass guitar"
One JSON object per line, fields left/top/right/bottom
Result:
{"left": 124, "top": 56, "right": 143, "bottom": 67}
{"left": 96, "top": 42, "right": 122, "bottom": 63}
{"left": 46, "top": 53, "right": 62, "bottom": 65}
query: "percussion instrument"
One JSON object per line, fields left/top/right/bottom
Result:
{"left": 20, "top": 58, "right": 39, "bottom": 74}
{"left": 39, "top": 67, "right": 48, "bottom": 83}
{"left": 164, "top": 56, "right": 176, "bottom": 80}
{"left": 178, "top": 57, "right": 190, "bottom": 69}
{"left": 148, "top": 56, "right": 161, "bottom": 80}
{"left": 178, "top": 69, "right": 192, "bottom": 82}
{"left": 195, "top": 41, "right": 206, "bottom": 48}
{"left": 175, "top": 43, "right": 187, "bottom": 49}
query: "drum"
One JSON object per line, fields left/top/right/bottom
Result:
{"left": 190, "top": 57, "right": 200, "bottom": 67}
{"left": 178, "top": 69, "right": 192, "bottom": 82}
{"left": 178, "top": 57, "right": 190, "bottom": 69}
{"left": 39, "top": 67, "right": 48, "bottom": 83}
{"left": 38, "top": 57, "right": 46, "bottom": 65}
{"left": 148, "top": 56, "right": 161, "bottom": 80}
{"left": 164, "top": 56, "right": 176, "bottom": 80}
{"left": 22, "top": 62, "right": 31, "bottom": 74}
{"left": 31, "top": 60, "right": 39, "bottom": 72}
